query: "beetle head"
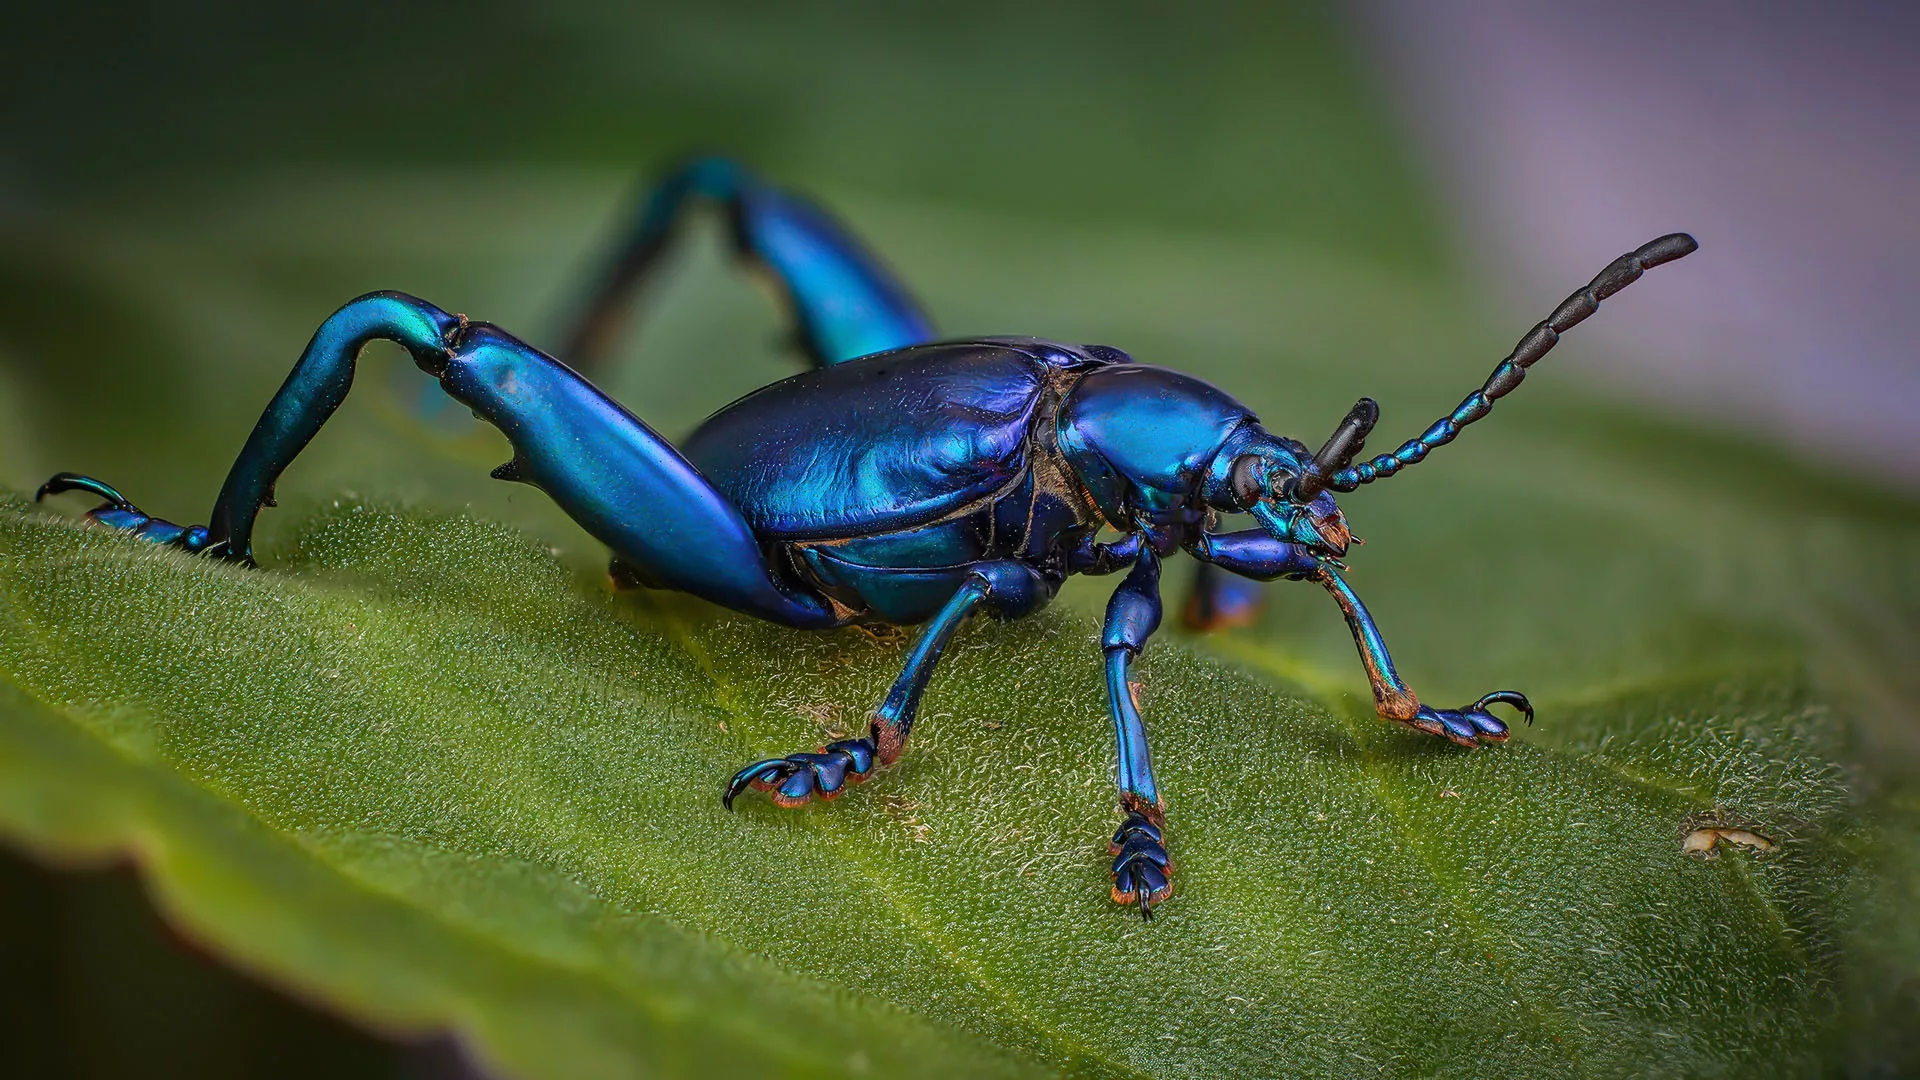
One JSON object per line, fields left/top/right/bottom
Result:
{"left": 1233, "top": 454, "right": 1353, "bottom": 559}
{"left": 1214, "top": 397, "right": 1379, "bottom": 559}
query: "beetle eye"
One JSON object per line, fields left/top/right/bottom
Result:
{"left": 1228, "top": 454, "right": 1269, "bottom": 509}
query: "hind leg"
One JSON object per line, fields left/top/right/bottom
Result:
{"left": 556, "top": 158, "right": 948, "bottom": 595}
{"left": 555, "top": 155, "right": 936, "bottom": 373}
{"left": 39, "top": 291, "right": 837, "bottom": 629}
{"left": 41, "top": 291, "right": 458, "bottom": 561}
{"left": 35, "top": 473, "right": 210, "bottom": 550}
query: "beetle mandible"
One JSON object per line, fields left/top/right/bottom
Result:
{"left": 37, "top": 157, "right": 1696, "bottom": 917}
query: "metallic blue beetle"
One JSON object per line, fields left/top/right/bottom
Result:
{"left": 38, "top": 157, "right": 1696, "bottom": 917}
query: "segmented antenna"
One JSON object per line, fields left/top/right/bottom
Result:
{"left": 1314, "top": 232, "right": 1697, "bottom": 495}
{"left": 1289, "top": 397, "right": 1378, "bottom": 502}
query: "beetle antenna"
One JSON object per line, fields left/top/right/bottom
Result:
{"left": 1290, "top": 397, "right": 1378, "bottom": 502}
{"left": 1302, "top": 233, "right": 1697, "bottom": 497}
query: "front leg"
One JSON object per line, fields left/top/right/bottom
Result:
{"left": 1102, "top": 546, "right": 1173, "bottom": 918}
{"left": 1314, "top": 563, "right": 1531, "bottom": 746}
{"left": 1181, "top": 526, "right": 1304, "bottom": 630}
{"left": 1186, "top": 529, "right": 1528, "bottom": 746}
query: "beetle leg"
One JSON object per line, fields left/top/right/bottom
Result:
{"left": 723, "top": 738, "right": 879, "bottom": 811}
{"left": 725, "top": 576, "right": 985, "bottom": 809}
{"left": 1065, "top": 530, "right": 1144, "bottom": 576}
{"left": 1182, "top": 562, "right": 1266, "bottom": 631}
{"left": 1181, "top": 526, "right": 1326, "bottom": 631}
{"left": 35, "top": 473, "right": 211, "bottom": 551}
{"left": 38, "top": 292, "right": 459, "bottom": 565}
{"left": 38, "top": 291, "right": 839, "bottom": 629}
{"left": 1314, "top": 563, "right": 1529, "bottom": 746}
{"left": 724, "top": 564, "right": 1049, "bottom": 810}
{"left": 1185, "top": 527, "right": 1320, "bottom": 581}
{"left": 443, "top": 323, "right": 840, "bottom": 628}
{"left": 554, "top": 155, "right": 935, "bottom": 374}
{"left": 1102, "top": 546, "right": 1173, "bottom": 918}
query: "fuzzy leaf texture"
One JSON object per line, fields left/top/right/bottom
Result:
{"left": 1, "top": 7, "right": 1917, "bottom": 1074}
{"left": 4, "top": 183, "right": 1920, "bottom": 1078}
{"left": 0, "top": 486, "right": 1886, "bottom": 1078}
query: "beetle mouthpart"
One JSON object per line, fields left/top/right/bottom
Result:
{"left": 1310, "top": 511, "right": 1351, "bottom": 557}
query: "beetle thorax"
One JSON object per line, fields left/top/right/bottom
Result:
{"left": 1054, "top": 363, "right": 1261, "bottom": 530}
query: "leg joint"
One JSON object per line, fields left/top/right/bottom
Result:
{"left": 966, "top": 560, "right": 1053, "bottom": 619}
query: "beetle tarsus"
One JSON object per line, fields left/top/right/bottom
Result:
{"left": 36, "top": 472, "right": 212, "bottom": 552}
{"left": 1109, "top": 810, "right": 1173, "bottom": 916}
{"left": 722, "top": 736, "right": 878, "bottom": 810}
{"left": 1473, "top": 690, "right": 1534, "bottom": 727}
{"left": 1412, "top": 690, "right": 1531, "bottom": 747}
{"left": 37, "top": 471, "right": 134, "bottom": 509}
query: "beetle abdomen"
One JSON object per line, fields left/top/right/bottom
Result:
{"left": 681, "top": 343, "right": 1049, "bottom": 541}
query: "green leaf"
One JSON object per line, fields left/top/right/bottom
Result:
{"left": 0, "top": 462, "right": 1894, "bottom": 1079}
{"left": 0, "top": 499, "right": 1046, "bottom": 1078}
{"left": 4, "top": 152, "right": 1919, "bottom": 1074}
{"left": 2, "top": 27, "right": 1916, "bottom": 1063}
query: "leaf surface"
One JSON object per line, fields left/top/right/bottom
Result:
{"left": 0, "top": 27, "right": 1915, "bottom": 1062}
{"left": 0, "top": 479, "right": 1892, "bottom": 1076}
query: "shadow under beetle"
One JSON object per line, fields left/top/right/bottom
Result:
{"left": 38, "top": 157, "right": 1696, "bottom": 918}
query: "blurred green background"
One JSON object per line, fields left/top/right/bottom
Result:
{"left": 2, "top": 2, "right": 1914, "bottom": 1076}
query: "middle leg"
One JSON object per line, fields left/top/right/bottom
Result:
{"left": 723, "top": 560, "right": 1048, "bottom": 809}
{"left": 1102, "top": 547, "right": 1173, "bottom": 918}
{"left": 1182, "top": 561, "right": 1268, "bottom": 631}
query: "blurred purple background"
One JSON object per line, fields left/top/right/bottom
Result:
{"left": 1366, "top": 0, "right": 1920, "bottom": 485}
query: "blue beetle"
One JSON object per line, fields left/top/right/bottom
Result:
{"left": 38, "top": 157, "right": 1695, "bottom": 917}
